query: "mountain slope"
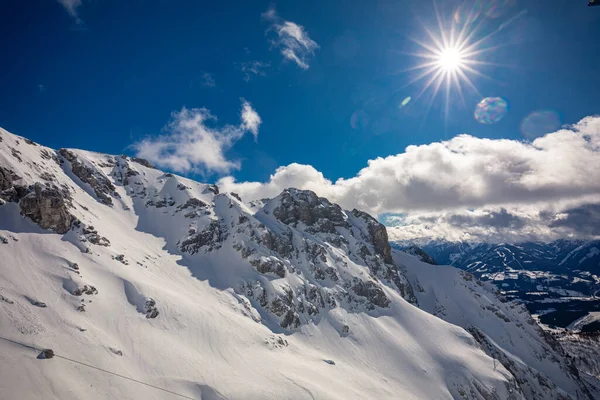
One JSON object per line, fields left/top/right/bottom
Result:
{"left": 396, "top": 251, "right": 599, "bottom": 399}
{"left": 0, "top": 127, "right": 596, "bottom": 399}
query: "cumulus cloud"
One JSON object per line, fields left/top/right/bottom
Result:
{"left": 262, "top": 8, "right": 319, "bottom": 69}
{"left": 241, "top": 100, "right": 262, "bottom": 139}
{"left": 133, "top": 99, "right": 260, "bottom": 175}
{"left": 236, "top": 61, "right": 270, "bottom": 82}
{"left": 384, "top": 199, "right": 600, "bottom": 243}
{"left": 218, "top": 116, "right": 600, "bottom": 241}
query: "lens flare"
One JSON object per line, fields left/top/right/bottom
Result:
{"left": 400, "top": 97, "right": 412, "bottom": 108}
{"left": 520, "top": 111, "right": 561, "bottom": 139}
{"left": 474, "top": 97, "right": 508, "bottom": 124}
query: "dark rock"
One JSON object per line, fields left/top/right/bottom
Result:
{"left": 272, "top": 189, "right": 349, "bottom": 232}
{"left": 144, "top": 298, "right": 159, "bottom": 318}
{"left": 114, "top": 254, "right": 128, "bottom": 265}
{"left": 10, "top": 147, "right": 22, "bottom": 162}
{"left": 230, "top": 192, "right": 242, "bottom": 202}
{"left": 323, "top": 359, "right": 336, "bottom": 365}
{"left": 73, "top": 285, "right": 98, "bottom": 296}
{"left": 351, "top": 209, "right": 394, "bottom": 265}
{"left": 180, "top": 220, "right": 224, "bottom": 254}
{"left": 0, "top": 294, "right": 14, "bottom": 304}
{"left": 0, "top": 166, "right": 17, "bottom": 192}
{"left": 203, "top": 184, "right": 219, "bottom": 195}
{"left": 19, "top": 183, "right": 73, "bottom": 233}
{"left": 77, "top": 304, "right": 86, "bottom": 312}
{"left": 250, "top": 257, "right": 286, "bottom": 278}
{"left": 351, "top": 280, "right": 390, "bottom": 309}
{"left": 110, "top": 348, "right": 123, "bottom": 356}
{"left": 32, "top": 300, "right": 47, "bottom": 308}
{"left": 261, "top": 230, "right": 294, "bottom": 258}
{"left": 402, "top": 244, "right": 437, "bottom": 265}
{"left": 41, "top": 349, "right": 54, "bottom": 359}
{"left": 59, "top": 149, "right": 114, "bottom": 206}
{"left": 131, "top": 157, "right": 156, "bottom": 169}
{"left": 176, "top": 198, "right": 207, "bottom": 211}
{"left": 82, "top": 225, "right": 110, "bottom": 246}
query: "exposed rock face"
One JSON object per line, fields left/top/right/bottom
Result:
{"left": 249, "top": 256, "right": 287, "bottom": 278}
{"left": 401, "top": 244, "right": 437, "bottom": 265}
{"left": 0, "top": 167, "right": 27, "bottom": 203}
{"left": 131, "top": 157, "right": 156, "bottom": 169}
{"left": 0, "top": 166, "right": 15, "bottom": 191}
{"left": 272, "top": 189, "right": 349, "bottom": 232}
{"left": 19, "top": 183, "right": 73, "bottom": 234}
{"left": 144, "top": 298, "right": 159, "bottom": 318}
{"left": 59, "top": 149, "right": 115, "bottom": 206}
{"left": 73, "top": 285, "right": 98, "bottom": 296}
{"left": 180, "top": 220, "right": 224, "bottom": 254}
{"left": 351, "top": 280, "right": 390, "bottom": 309}
{"left": 351, "top": 209, "right": 393, "bottom": 265}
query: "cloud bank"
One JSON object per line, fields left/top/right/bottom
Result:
{"left": 218, "top": 115, "right": 600, "bottom": 242}
{"left": 262, "top": 8, "right": 319, "bottom": 69}
{"left": 133, "top": 99, "right": 260, "bottom": 175}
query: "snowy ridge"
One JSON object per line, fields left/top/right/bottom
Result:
{"left": 0, "top": 127, "right": 597, "bottom": 399}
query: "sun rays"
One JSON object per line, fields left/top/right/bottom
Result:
{"left": 401, "top": 1, "right": 522, "bottom": 120}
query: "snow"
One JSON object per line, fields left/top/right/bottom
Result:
{"left": 395, "top": 251, "right": 596, "bottom": 398}
{"left": 0, "top": 128, "right": 597, "bottom": 399}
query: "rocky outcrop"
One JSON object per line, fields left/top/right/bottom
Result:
{"left": 144, "top": 298, "right": 159, "bottom": 318}
{"left": 72, "top": 285, "right": 98, "bottom": 296}
{"left": 249, "top": 256, "right": 287, "bottom": 278}
{"left": 59, "top": 149, "right": 115, "bottom": 206}
{"left": 402, "top": 244, "right": 437, "bottom": 265}
{"left": 0, "top": 166, "right": 15, "bottom": 191}
{"left": 351, "top": 209, "right": 393, "bottom": 265}
{"left": 0, "top": 167, "right": 28, "bottom": 203}
{"left": 131, "top": 157, "right": 156, "bottom": 169}
{"left": 19, "top": 183, "right": 74, "bottom": 234}
{"left": 272, "top": 189, "right": 349, "bottom": 232}
{"left": 180, "top": 220, "right": 224, "bottom": 254}
{"left": 350, "top": 279, "right": 390, "bottom": 309}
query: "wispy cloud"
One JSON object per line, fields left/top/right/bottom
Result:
{"left": 57, "top": 0, "right": 83, "bottom": 23}
{"left": 262, "top": 8, "right": 319, "bottom": 69}
{"left": 133, "top": 99, "right": 261, "bottom": 175}
{"left": 236, "top": 61, "right": 270, "bottom": 82}
{"left": 218, "top": 116, "right": 600, "bottom": 241}
{"left": 201, "top": 72, "right": 216, "bottom": 87}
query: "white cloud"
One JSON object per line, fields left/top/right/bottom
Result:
{"left": 201, "top": 72, "right": 216, "bottom": 87}
{"left": 241, "top": 99, "right": 262, "bottom": 139}
{"left": 218, "top": 116, "right": 600, "bottom": 241}
{"left": 133, "top": 100, "right": 260, "bottom": 175}
{"left": 237, "top": 61, "right": 270, "bottom": 82}
{"left": 57, "top": 0, "right": 83, "bottom": 22}
{"left": 385, "top": 198, "right": 600, "bottom": 243}
{"left": 262, "top": 8, "right": 319, "bottom": 69}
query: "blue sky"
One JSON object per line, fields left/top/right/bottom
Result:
{"left": 1, "top": 0, "right": 600, "bottom": 242}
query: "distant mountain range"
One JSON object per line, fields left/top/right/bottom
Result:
{"left": 393, "top": 239, "right": 600, "bottom": 332}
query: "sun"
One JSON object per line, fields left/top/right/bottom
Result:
{"left": 437, "top": 47, "right": 464, "bottom": 71}
{"left": 399, "top": 2, "right": 520, "bottom": 118}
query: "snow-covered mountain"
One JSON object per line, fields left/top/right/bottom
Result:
{"left": 418, "top": 240, "right": 600, "bottom": 277}
{"left": 405, "top": 240, "right": 600, "bottom": 333}
{"left": 1, "top": 127, "right": 598, "bottom": 399}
